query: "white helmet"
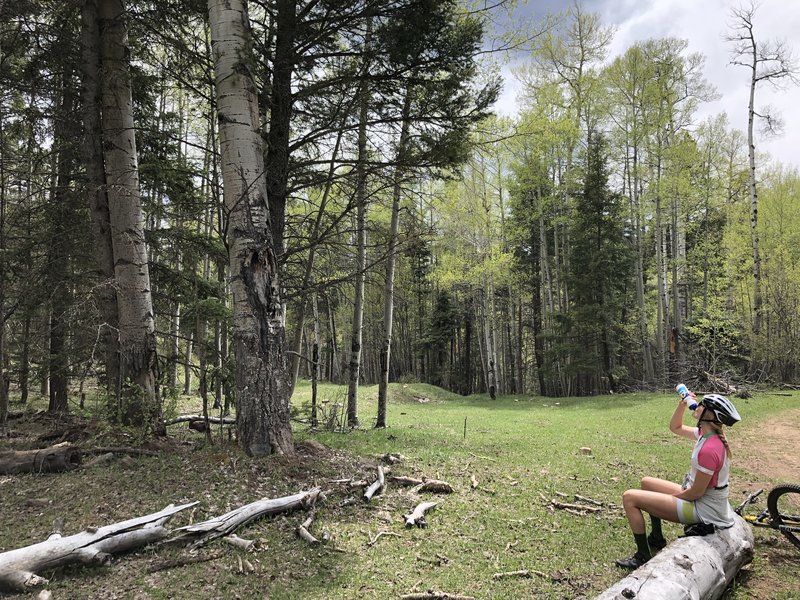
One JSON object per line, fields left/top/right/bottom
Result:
{"left": 700, "top": 394, "right": 741, "bottom": 426}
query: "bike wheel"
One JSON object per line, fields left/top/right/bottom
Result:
{"left": 766, "top": 484, "right": 800, "bottom": 551}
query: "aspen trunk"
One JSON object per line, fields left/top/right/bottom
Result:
{"left": 208, "top": 0, "right": 293, "bottom": 455}
{"left": 99, "top": 0, "right": 160, "bottom": 429}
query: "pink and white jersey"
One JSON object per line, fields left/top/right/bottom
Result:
{"left": 686, "top": 430, "right": 729, "bottom": 489}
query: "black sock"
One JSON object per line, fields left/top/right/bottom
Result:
{"left": 634, "top": 532, "right": 651, "bottom": 559}
{"left": 650, "top": 517, "right": 664, "bottom": 541}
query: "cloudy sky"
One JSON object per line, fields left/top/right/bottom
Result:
{"left": 494, "top": 0, "right": 800, "bottom": 169}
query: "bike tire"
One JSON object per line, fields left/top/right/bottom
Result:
{"left": 766, "top": 484, "right": 800, "bottom": 551}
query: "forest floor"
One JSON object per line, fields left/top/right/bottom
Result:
{"left": 1, "top": 384, "right": 799, "bottom": 599}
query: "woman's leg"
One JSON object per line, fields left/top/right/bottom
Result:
{"left": 616, "top": 489, "right": 681, "bottom": 569}
{"left": 639, "top": 477, "right": 682, "bottom": 545}
{"left": 622, "top": 489, "right": 680, "bottom": 533}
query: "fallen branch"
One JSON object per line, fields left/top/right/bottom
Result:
{"left": 404, "top": 501, "right": 438, "bottom": 528}
{"left": 550, "top": 500, "right": 602, "bottom": 514}
{"left": 146, "top": 551, "right": 223, "bottom": 574}
{"left": 222, "top": 534, "right": 255, "bottom": 551}
{"left": 400, "top": 592, "right": 475, "bottom": 600}
{"left": 0, "top": 502, "right": 198, "bottom": 592}
{"left": 164, "top": 415, "right": 236, "bottom": 427}
{"left": 491, "top": 569, "right": 533, "bottom": 580}
{"left": 411, "top": 479, "right": 455, "bottom": 494}
{"left": 363, "top": 466, "right": 385, "bottom": 501}
{"left": 0, "top": 442, "right": 81, "bottom": 475}
{"left": 87, "top": 447, "right": 159, "bottom": 457}
{"left": 574, "top": 494, "right": 603, "bottom": 506}
{"left": 170, "top": 488, "right": 320, "bottom": 549}
{"left": 297, "top": 512, "right": 320, "bottom": 545}
{"left": 367, "top": 531, "right": 401, "bottom": 547}
{"left": 389, "top": 476, "right": 424, "bottom": 487}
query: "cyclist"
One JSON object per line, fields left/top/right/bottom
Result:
{"left": 615, "top": 392, "right": 742, "bottom": 569}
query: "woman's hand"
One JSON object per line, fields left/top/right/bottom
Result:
{"left": 675, "top": 470, "right": 713, "bottom": 501}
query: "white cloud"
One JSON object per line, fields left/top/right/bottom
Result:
{"left": 496, "top": 0, "right": 800, "bottom": 169}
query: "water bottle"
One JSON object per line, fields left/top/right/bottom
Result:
{"left": 676, "top": 383, "right": 698, "bottom": 410}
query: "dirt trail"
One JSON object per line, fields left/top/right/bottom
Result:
{"left": 735, "top": 408, "right": 800, "bottom": 483}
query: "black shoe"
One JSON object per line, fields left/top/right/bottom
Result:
{"left": 615, "top": 552, "right": 649, "bottom": 569}
{"left": 647, "top": 535, "right": 667, "bottom": 550}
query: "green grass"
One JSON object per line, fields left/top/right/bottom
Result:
{"left": 1, "top": 383, "right": 799, "bottom": 599}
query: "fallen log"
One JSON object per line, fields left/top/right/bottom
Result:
{"left": 404, "top": 501, "right": 438, "bottom": 528}
{"left": 0, "top": 442, "right": 81, "bottom": 475}
{"left": 411, "top": 479, "right": 455, "bottom": 494}
{"left": 0, "top": 502, "right": 197, "bottom": 592}
{"left": 170, "top": 488, "right": 321, "bottom": 549}
{"left": 594, "top": 515, "right": 754, "bottom": 600}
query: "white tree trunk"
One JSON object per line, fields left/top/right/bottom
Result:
{"left": 594, "top": 517, "right": 754, "bottom": 600}
{"left": 208, "top": 0, "right": 293, "bottom": 455}
{"left": 98, "top": 0, "right": 159, "bottom": 427}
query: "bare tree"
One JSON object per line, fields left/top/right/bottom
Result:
{"left": 728, "top": 2, "right": 798, "bottom": 334}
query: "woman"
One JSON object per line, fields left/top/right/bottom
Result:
{"left": 615, "top": 392, "right": 742, "bottom": 569}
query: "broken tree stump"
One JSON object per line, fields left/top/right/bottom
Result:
{"left": 594, "top": 516, "right": 754, "bottom": 600}
{"left": 0, "top": 502, "right": 198, "bottom": 592}
{"left": 0, "top": 442, "right": 81, "bottom": 475}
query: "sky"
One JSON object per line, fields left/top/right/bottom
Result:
{"left": 493, "top": 0, "right": 800, "bottom": 169}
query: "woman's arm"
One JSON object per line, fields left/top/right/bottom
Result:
{"left": 674, "top": 470, "right": 713, "bottom": 501}
{"left": 670, "top": 395, "right": 697, "bottom": 440}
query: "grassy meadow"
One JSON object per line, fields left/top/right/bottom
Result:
{"left": 1, "top": 382, "right": 798, "bottom": 599}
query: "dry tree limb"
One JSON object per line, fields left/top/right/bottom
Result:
{"left": 87, "top": 447, "right": 159, "bottom": 457}
{"left": 411, "top": 479, "right": 455, "bottom": 494}
{"left": 550, "top": 500, "right": 602, "bottom": 513}
{"left": 164, "top": 415, "right": 236, "bottom": 427}
{"left": 470, "top": 475, "right": 478, "bottom": 489}
{"left": 363, "top": 466, "right": 385, "bottom": 501}
{"left": 0, "top": 502, "right": 198, "bottom": 591}
{"left": 222, "top": 534, "right": 255, "bottom": 551}
{"left": 574, "top": 494, "right": 604, "bottom": 506}
{"left": 146, "top": 551, "right": 224, "bottom": 574}
{"left": 400, "top": 592, "right": 475, "bottom": 600}
{"left": 170, "top": 488, "right": 320, "bottom": 550}
{"left": 367, "top": 531, "right": 401, "bottom": 547}
{"left": 491, "top": 569, "right": 533, "bottom": 580}
{"left": 404, "top": 501, "right": 438, "bottom": 528}
{"left": 297, "top": 513, "right": 320, "bottom": 545}
{"left": 389, "top": 476, "right": 424, "bottom": 487}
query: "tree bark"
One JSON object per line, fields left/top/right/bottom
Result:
{"left": 208, "top": 0, "right": 293, "bottom": 456}
{"left": 0, "top": 443, "right": 82, "bottom": 475}
{"left": 98, "top": 0, "right": 160, "bottom": 429}
{"left": 377, "top": 86, "right": 411, "bottom": 428}
{"left": 0, "top": 502, "right": 196, "bottom": 592}
{"left": 346, "top": 15, "right": 373, "bottom": 428}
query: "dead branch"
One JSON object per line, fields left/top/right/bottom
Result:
{"left": 404, "top": 501, "right": 438, "bottom": 528}
{"left": 389, "top": 476, "right": 424, "bottom": 487}
{"left": 550, "top": 500, "right": 601, "bottom": 514}
{"left": 470, "top": 475, "right": 478, "bottom": 489}
{"left": 222, "top": 535, "right": 255, "bottom": 551}
{"left": 170, "top": 488, "right": 320, "bottom": 549}
{"left": 367, "top": 531, "right": 401, "bottom": 547}
{"left": 411, "top": 479, "right": 455, "bottom": 494}
{"left": 574, "top": 494, "right": 603, "bottom": 506}
{"left": 491, "top": 569, "right": 534, "bottom": 580}
{"left": 297, "top": 512, "right": 320, "bottom": 545}
{"left": 363, "top": 466, "right": 385, "bottom": 501}
{"left": 0, "top": 502, "right": 198, "bottom": 591}
{"left": 87, "top": 447, "right": 159, "bottom": 457}
{"left": 164, "top": 415, "right": 236, "bottom": 427}
{"left": 400, "top": 592, "right": 475, "bottom": 600}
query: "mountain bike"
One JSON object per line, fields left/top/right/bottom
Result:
{"left": 734, "top": 484, "right": 800, "bottom": 551}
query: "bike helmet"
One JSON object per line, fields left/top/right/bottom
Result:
{"left": 700, "top": 394, "right": 741, "bottom": 426}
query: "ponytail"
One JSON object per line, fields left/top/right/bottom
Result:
{"left": 711, "top": 422, "right": 733, "bottom": 459}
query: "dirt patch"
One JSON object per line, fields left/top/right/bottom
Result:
{"left": 735, "top": 408, "right": 800, "bottom": 483}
